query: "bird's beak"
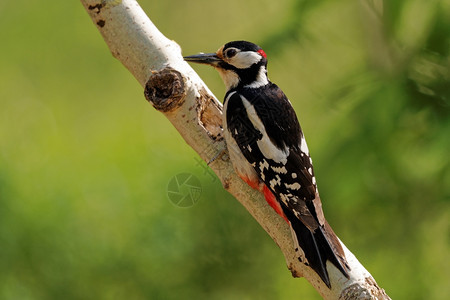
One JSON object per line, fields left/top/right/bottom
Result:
{"left": 183, "top": 53, "right": 222, "bottom": 66}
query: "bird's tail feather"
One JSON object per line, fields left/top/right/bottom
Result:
{"left": 288, "top": 213, "right": 350, "bottom": 288}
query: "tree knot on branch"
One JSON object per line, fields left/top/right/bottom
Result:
{"left": 145, "top": 67, "right": 186, "bottom": 112}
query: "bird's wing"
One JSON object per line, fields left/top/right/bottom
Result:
{"left": 225, "top": 84, "right": 324, "bottom": 229}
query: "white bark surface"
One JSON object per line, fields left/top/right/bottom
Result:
{"left": 80, "top": 1, "right": 390, "bottom": 299}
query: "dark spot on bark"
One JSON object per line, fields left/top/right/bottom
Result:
{"left": 88, "top": 3, "right": 104, "bottom": 14}
{"left": 365, "top": 277, "right": 378, "bottom": 287}
{"left": 144, "top": 67, "right": 186, "bottom": 113}
{"left": 288, "top": 263, "right": 301, "bottom": 278}
{"left": 219, "top": 151, "right": 229, "bottom": 162}
{"left": 97, "top": 20, "right": 106, "bottom": 27}
{"left": 222, "top": 177, "right": 231, "bottom": 190}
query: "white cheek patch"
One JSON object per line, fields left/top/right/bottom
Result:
{"left": 229, "top": 51, "right": 263, "bottom": 69}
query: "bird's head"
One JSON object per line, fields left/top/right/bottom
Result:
{"left": 184, "top": 41, "right": 269, "bottom": 91}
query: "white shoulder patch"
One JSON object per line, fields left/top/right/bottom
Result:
{"left": 240, "top": 96, "right": 289, "bottom": 164}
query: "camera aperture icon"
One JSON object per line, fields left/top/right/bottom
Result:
{"left": 167, "top": 173, "right": 202, "bottom": 208}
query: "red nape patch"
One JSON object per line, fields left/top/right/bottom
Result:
{"left": 257, "top": 49, "right": 267, "bottom": 58}
{"left": 263, "top": 185, "right": 289, "bottom": 223}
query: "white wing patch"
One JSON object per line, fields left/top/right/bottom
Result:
{"left": 271, "top": 165, "right": 288, "bottom": 174}
{"left": 284, "top": 182, "right": 301, "bottom": 190}
{"left": 259, "top": 160, "right": 269, "bottom": 181}
{"left": 280, "top": 192, "right": 295, "bottom": 205}
{"left": 259, "top": 160, "right": 269, "bottom": 172}
{"left": 241, "top": 96, "right": 289, "bottom": 164}
{"left": 300, "top": 136, "right": 309, "bottom": 155}
{"left": 269, "top": 174, "right": 282, "bottom": 190}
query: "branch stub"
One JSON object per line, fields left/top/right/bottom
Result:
{"left": 145, "top": 67, "right": 186, "bottom": 112}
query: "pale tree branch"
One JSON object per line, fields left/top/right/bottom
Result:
{"left": 80, "top": 1, "right": 390, "bottom": 299}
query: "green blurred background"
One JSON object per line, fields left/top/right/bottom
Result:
{"left": 0, "top": 0, "right": 449, "bottom": 299}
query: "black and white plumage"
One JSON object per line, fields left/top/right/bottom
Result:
{"left": 185, "top": 41, "right": 349, "bottom": 287}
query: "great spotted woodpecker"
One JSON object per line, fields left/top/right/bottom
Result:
{"left": 184, "top": 41, "right": 349, "bottom": 288}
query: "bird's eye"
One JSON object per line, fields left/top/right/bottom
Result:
{"left": 225, "top": 48, "right": 237, "bottom": 58}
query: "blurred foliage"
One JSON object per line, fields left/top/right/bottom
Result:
{"left": 0, "top": 0, "right": 449, "bottom": 299}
